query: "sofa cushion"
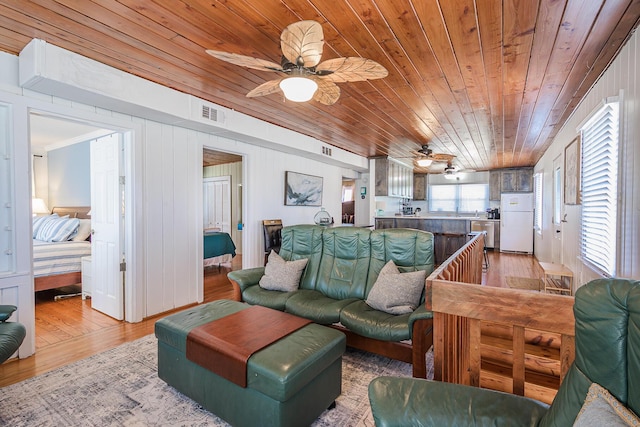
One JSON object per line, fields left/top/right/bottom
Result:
{"left": 285, "top": 289, "right": 358, "bottom": 324}
{"left": 242, "top": 286, "right": 294, "bottom": 311}
{"left": 365, "top": 260, "right": 426, "bottom": 315}
{"left": 278, "top": 225, "right": 324, "bottom": 291}
{"left": 259, "top": 250, "right": 308, "bottom": 292}
{"left": 574, "top": 383, "right": 640, "bottom": 426}
{"left": 313, "top": 227, "right": 372, "bottom": 300}
{"left": 367, "top": 229, "right": 435, "bottom": 301}
{"left": 339, "top": 300, "right": 412, "bottom": 341}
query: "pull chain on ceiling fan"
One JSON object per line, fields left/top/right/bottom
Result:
{"left": 206, "top": 20, "right": 388, "bottom": 105}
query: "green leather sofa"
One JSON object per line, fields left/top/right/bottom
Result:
{"left": 0, "top": 305, "right": 26, "bottom": 364}
{"left": 227, "top": 225, "right": 436, "bottom": 377}
{"left": 368, "top": 278, "right": 640, "bottom": 426}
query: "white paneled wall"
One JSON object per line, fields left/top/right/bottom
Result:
{"left": 535, "top": 28, "right": 640, "bottom": 284}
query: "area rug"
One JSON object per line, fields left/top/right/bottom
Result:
{"left": 506, "top": 276, "right": 543, "bottom": 291}
{"left": 0, "top": 334, "right": 432, "bottom": 426}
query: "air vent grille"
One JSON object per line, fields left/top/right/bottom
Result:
{"left": 201, "top": 105, "right": 219, "bottom": 122}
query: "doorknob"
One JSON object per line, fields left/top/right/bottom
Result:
{"left": 91, "top": 229, "right": 95, "bottom": 235}
{"left": 556, "top": 230, "right": 561, "bottom": 233}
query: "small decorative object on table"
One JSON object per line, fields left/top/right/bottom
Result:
{"left": 314, "top": 207, "right": 332, "bottom": 226}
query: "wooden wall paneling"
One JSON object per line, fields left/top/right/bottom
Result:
{"left": 476, "top": 0, "right": 504, "bottom": 167}
{"left": 535, "top": 0, "right": 638, "bottom": 158}
{"left": 437, "top": 0, "right": 491, "bottom": 166}
{"left": 501, "top": 0, "right": 539, "bottom": 165}
{"left": 511, "top": 0, "right": 566, "bottom": 165}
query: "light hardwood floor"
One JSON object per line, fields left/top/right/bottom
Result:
{"left": 0, "top": 251, "right": 542, "bottom": 387}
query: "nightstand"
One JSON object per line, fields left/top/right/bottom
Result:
{"left": 539, "top": 262, "right": 573, "bottom": 295}
{"left": 81, "top": 256, "right": 92, "bottom": 299}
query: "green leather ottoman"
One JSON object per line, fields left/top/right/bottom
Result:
{"left": 155, "top": 299, "right": 346, "bottom": 427}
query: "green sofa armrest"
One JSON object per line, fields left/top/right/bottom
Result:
{"left": 0, "top": 305, "right": 17, "bottom": 322}
{"left": 227, "top": 267, "right": 265, "bottom": 293}
{"left": 408, "top": 305, "right": 433, "bottom": 335}
{"left": 369, "top": 377, "right": 549, "bottom": 427}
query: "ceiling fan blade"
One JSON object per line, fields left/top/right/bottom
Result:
{"left": 316, "top": 57, "right": 388, "bottom": 82}
{"left": 246, "top": 78, "right": 284, "bottom": 98}
{"left": 312, "top": 78, "right": 341, "bottom": 105}
{"left": 206, "top": 50, "right": 284, "bottom": 72}
{"left": 427, "top": 153, "right": 456, "bottom": 162}
{"left": 280, "top": 20, "right": 324, "bottom": 67}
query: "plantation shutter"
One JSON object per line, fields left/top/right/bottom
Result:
{"left": 579, "top": 102, "right": 619, "bottom": 277}
{"left": 534, "top": 173, "right": 543, "bottom": 233}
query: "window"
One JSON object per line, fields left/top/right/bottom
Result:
{"left": 534, "top": 172, "right": 543, "bottom": 233}
{"left": 429, "top": 183, "right": 488, "bottom": 214}
{"left": 579, "top": 101, "right": 619, "bottom": 276}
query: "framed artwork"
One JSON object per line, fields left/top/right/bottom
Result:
{"left": 564, "top": 136, "right": 581, "bottom": 205}
{"left": 284, "top": 171, "right": 323, "bottom": 206}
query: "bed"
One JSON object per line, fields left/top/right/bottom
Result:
{"left": 33, "top": 206, "right": 92, "bottom": 292}
{"left": 203, "top": 231, "right": 236, "bottom": 267}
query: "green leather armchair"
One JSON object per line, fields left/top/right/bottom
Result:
{"left": 368, "top": 278, "right": 640, "bottom": 426}
{"left": 0, "top": 305, "right": 26, "bottom": 364}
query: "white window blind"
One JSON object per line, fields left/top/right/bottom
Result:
{"left": 534, "top": 172, "right": 543, "bottom": 233}
{"left": 579, "top": 102, "right": 619, "bottom": 277}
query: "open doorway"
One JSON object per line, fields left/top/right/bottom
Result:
{"left": 341, "top": 179, "right": 355, "bottom": 224}
{"left": 29, "top": 113, "right": 125, "bottom": 349}
{"left": 202, "top": 148, "right": 243, "bottom": 299}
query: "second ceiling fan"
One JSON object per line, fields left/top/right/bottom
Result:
{"left": 206, "top": 20, "right": 388, "bottom": 105}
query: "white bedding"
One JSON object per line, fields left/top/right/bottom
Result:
{"left": 33, "top": 240, "right": 92, "bottom": 277}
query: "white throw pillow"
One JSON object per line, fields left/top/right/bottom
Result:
{"left": 259, "top": 250, "right": 308, "bottom": 292}
{"left": 366, "top": 260, "right": 426, "bottom": 315}
{"left": 72, "top": 219, "right": 92, "bottom": 241}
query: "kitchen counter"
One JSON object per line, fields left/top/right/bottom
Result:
{"left": 374, "top": 216, "right": 501, "bottom": 263}
{"left": 375, "top": 215, "right": 500, "bottom": 222}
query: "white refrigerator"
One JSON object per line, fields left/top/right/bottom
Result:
{"left": 500, "top": 192, "right": 534, "bottom": 254}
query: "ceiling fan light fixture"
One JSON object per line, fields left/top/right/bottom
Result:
{"left": 416, "top": 158, "right": 433, "bottom": 167}
{"left": 279, "top": 76, "right": 318, "bottom": 102}
{"left": 444, "top": 172, "right": 458, "bottom": 180}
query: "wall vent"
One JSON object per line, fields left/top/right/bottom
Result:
{"left": 201, "top": 105, "right": 222, "bottom": 122}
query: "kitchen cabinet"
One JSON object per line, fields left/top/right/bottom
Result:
{"left": 375, "top": 158, "right": 413, "bottom": 198}
{"left": 490, "top": 168, "right": 533, "bottom": 200}
{"left": 413, "top": 174, "right": 426, "bottom": 200}
{"left": 489, "top": 171, "right": 501, "bottom": 201}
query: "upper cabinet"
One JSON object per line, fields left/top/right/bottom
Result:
{"left": 489, "top": 167, "right": 533, "bottom": 200}
{"left": 413, "top": 174, "right": 426, "bottom": 200}
{"left": 375, "top": 158, "right": 413, "bottom": 198}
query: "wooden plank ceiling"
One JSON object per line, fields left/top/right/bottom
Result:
{"left": 1, "top": 1, "right": 639, "bottom": 172}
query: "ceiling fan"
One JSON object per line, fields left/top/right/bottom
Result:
{"left": 410, "top": 144, "right": 456, "bottom": 167}
{"left": 205, "top": 20, "right": 388, "bottom": 105}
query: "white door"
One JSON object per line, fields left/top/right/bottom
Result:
{"left": 551, "top": 155, "right": 563, "bottom": 262}
{"left": 203, "top": 176, "right": 231, "bottom": 233}
{"left": 90, "top": 133, "right": 123, "bottom": 320}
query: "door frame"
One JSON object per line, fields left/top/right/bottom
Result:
{"left": 551, "top": 154, "right": 563, "bottom": 263}
{"left": 28, "top": 110, "right": 142, "bottom": 323}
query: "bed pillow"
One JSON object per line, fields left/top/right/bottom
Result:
{"left": 259, "top": 250, "right": 308, "bottom": 292}
{"left": 72, "top": 219, "right": 92, "bottom": 241}
{"left": 32, "top": 214, "right": 58, "bottom": 238}
{"left": 35, "top": 217, "right": 80, "bottom": 242}
{"left": 366, "top": 260, "right": 426, "bottom": 315}
{"left": 573, "top": 383, "right": 640, "bottom": 426}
